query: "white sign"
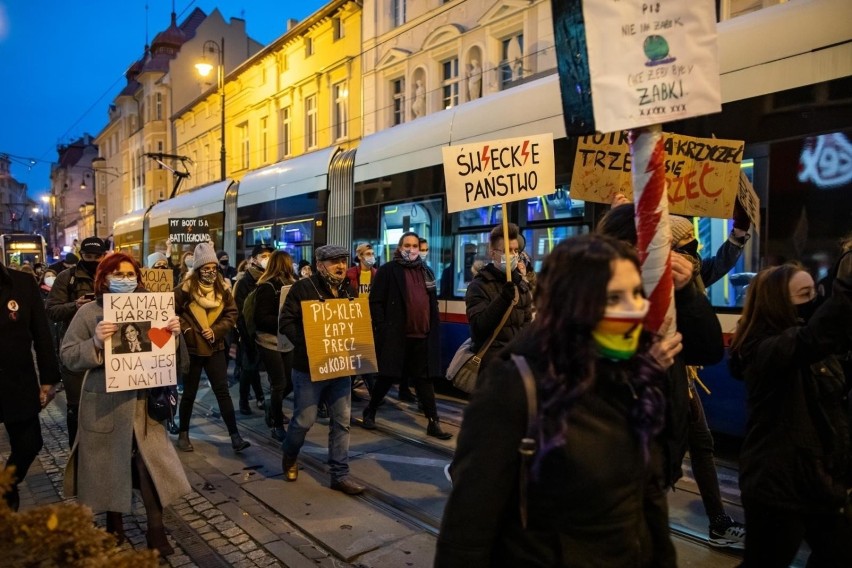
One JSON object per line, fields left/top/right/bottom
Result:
{"left": 583, "top": 0, "right": 721, "bottom": 133}
{"left": 104, "top": 292, "right": 177, "bottom": 392}
{"left": 442, "top": 133, "right": 555, "bottom": 213}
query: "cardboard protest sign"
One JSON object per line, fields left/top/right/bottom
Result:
{"left": 302, "top": 298, "right": 378, "bottom": 381}
{"left": 737, "top": 170, "right": 761, "bottom": 234}
{"left": 168, "top": 218, "right": 211, "bottom": 245}
{"left": 582, "top": 0, "right": 721, "bottom": 133}
{"left": 571, "top": 132, "right": 743, "bottom": 218}
{"left": 140, "top": 268, "right": 174, "bottom": 292}
{"left": 442, "top": 133, "right": 556, "bottom": 213}
{"left": 104, "top": 292, "right": 177, "bottom": 392}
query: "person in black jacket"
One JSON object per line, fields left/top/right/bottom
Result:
{"left": 436, "top": 235, "right": 682, "bottom": 567}
{"left": 278, "top": 245, "right": 364, "bottom": 496}
{"left": 0, "top": 262, "right": 61, "bottom": 511}
{"left": 597, "top": 205, "right": 740, "bottom": 547}
{"left": 730, "top": 263, "right": 852, "bottom": 567}
{"left": 465, "top": 223, "right": 533, "bottom": 379}
{"left": 234, "top": 243, "right": 273, "bottom": 414}
{"left": 360, "top": 232, "right": 452, "bottom": 440}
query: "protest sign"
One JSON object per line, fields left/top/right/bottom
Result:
{"left": 168, "top": 218, "right": 211, "bottom": 245}
{"left": 302, "top": 298, "right": 378, "bottom": 381}
{"left": 571, "top": 132, "right": 743, "bottom": 218}
{"left": 104, "top": 292, "right": 177, "bottom": 392}
{"left": 737, "top": 170, "right": 761, "bottom": 234}
{"left": 442, "top": 133, "right": 556, "bottom": 214}
{"left": 582, "top": 0, "right": 721, "bottom": 133}
{"left": 140, "top": 268, "right": 174, "bottom": 292}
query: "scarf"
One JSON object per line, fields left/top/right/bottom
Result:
{"left": 188, "top": 282, "right": 224, "bottom": 328}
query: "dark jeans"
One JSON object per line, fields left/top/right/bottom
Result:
{"left": 687, "top": 382, "right": 725, "bottom": 521}
{"left": 258, "top": 345, "right": 293, "bottom": 428}
{"left": 369, "top": 338, "right": 439, "bottom": 419}
{"left": 239, "top": 332, "right": 264, "bottom": 403}
{"left": 180, "top": 350, "right": 239, "bottom": 435}
{"left": 742, "top": 499, "right": 852, "bottom": 567}
{"left": 2, "top": 414, "right": 43, "bottom": 504}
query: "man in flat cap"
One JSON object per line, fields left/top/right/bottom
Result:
{"left": 278, "top": 244, "right": 364, "bottom": 495}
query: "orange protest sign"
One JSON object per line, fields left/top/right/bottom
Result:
{"left": 571, "top": 132, "right": 744, "bottom": 218}
{"left": 302, "top": 298, "right": 378, "bottom": 381}
{"left": 140, "top": 268, "right": 174, "bottom": 292}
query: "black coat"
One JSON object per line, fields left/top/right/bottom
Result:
{"left": 436, "top": 334, "right": 676, "bottom": 567}
{"left": 0, "top": 264, "right": 61, "bottom": 424}
{"left": 369, "top": 260, "right": 441, "bottom": 378}
{"left": 44, "top": 264, "right": 96, "bottom": 339}
{"left": 734, "top": 274, "right": 852, "bottom": 512}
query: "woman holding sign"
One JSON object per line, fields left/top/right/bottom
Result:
{"left": 60, "top": 253, "right": 190, "bottom": 558}
{"left": 174, "top": 242, "right": 248, "bottom": 453}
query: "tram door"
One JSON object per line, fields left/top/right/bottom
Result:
{"left": 378, "top": 199, "right": 443, "bottom": 270}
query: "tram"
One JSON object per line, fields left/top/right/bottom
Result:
{"left": 0, "top": 233, "right": 48, "bottom": 267}
{"left": 114, "top": 0, "right": 852, "bottom": 437}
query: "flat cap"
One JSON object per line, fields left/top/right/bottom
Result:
{"left": 315, "top": 245, "right": 349, "bottom": 261}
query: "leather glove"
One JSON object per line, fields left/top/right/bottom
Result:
{"left": 732, "top": 198, "right": 751, "bottom": 232}
{"left": 501, "top": 281, "right": 517, "bottom": 301}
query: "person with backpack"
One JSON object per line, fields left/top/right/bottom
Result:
{"left": 234, "top": 244, "right": 274, "bottom": 414}
{"left": 248, "top": 250, "right": 296, "bottom": 441}
{"left": 45, "top": 236, "right": 106, "bottom": 445}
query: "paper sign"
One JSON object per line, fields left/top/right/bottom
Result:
{"left": 140, "top": 268, "right": 174, "bottom": 292}
{"left": 104, "top": 292, "right": 177, "bottom": 392}
{"left": 302, "top": 298, "right": 378, "bottom": 381}
{"left": 168, "top": 218, "right": 211, "bottom": 245}
{"left": 442, "top": 133, "right": 556, "bottom": 213}
{"left": 737, "top": 170, "right": 761, "bottom": 234}
{"left": 582, "top": 0, "right": 721, "bottom": 133}
{"left": 571, "top": 132, "right": 743, "bottom": 218}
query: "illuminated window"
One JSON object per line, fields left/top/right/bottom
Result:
{"left": 333, "top": 82, "right": 348, "bottom": 140}
{"left": 280, "top": 107, "right": 291, "bottom": 158}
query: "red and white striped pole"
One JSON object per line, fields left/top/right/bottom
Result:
{"left": 630, "top": 125, "right": 675, "bottom": 337}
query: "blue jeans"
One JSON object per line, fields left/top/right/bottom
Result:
{"left": 282, "top": 369, "right": 352, "bottom": 483}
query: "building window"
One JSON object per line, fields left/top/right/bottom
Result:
{"left": 500, "top": 34, "right": 525, "bottom": 89}
{"left": 155, "top": 93, "right": 163, "bottom": 120}
{"left": 305, "top": 37, "right": 314, "bottom": 58}
{"left": 392, "top": 0, "right": 406, "bottom": 27}
{"left": 391, "top": 78, "right": 405, "bottom": 126}
{"left": 280, "top": 107, "right": 291, "bottom": 158}
{"left": 333, "top": 17, "right": 344, "bottom": 41}
{"left": 261, "top": 116, "right": 269, "bottom": 163}
{"left": 305, "top": 95, "right": 317, "bottom": 150}
{"left": 238, "top": 122, "right": 250, "bottom": 170}
{"left": 442, "top": 58, "right": 460, "bottom": 109}
{"left": 333, "top": 82, "right": 348, "bottom": 140}
{"left": 204, "top": 144, "right": 210, "bottom": 182}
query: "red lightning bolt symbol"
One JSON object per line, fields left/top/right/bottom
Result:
{"left": 521, "top": 140, "right": 530, "bottom": 164}
{"left": 481, "top": 145, "right": 490, "bottom": 170}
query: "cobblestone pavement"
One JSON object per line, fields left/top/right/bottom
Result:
{"left": 2, "top": 396, "right": 355, "bottom": 568}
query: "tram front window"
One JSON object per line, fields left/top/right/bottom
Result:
{"left": 378, "top": 198, "right": 446, "bottom": 293}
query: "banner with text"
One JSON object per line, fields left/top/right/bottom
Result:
{"left": 583, "top": 0, "right": 721, "bottom": 133}
{"left": 140, "top": 268, "right": 174, "bottom": 292}
{"left": 302, "top": 298, "right": 378, "bottom": 381}
{"left": 104, "top": 292, "right": 176, "bottom": 392}
{"left": 168, "top": 218, "right": 211, "bottom": 245}
{"left": 442, "top": 133, "right": 556, "bottom": 213}
{"left": 571, "top": 131, "right": 743, "bottom": 218}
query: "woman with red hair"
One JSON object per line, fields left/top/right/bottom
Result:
{"left": 60, "top": 253, "right": 191, "bottom": 558}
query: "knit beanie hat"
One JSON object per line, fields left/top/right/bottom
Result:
{"left": 147, "top": 251, "right": 168, "bottom": 268}
{"left": 193, "top": 241, "right": 218, "bottom": 268}
{"left": 670, "top": 216, "right": 694, "bottom": 247}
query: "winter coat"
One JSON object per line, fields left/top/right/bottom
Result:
{"left": 234, "top": 266, "right": 263, "bottom": 326}
{"left": 370, "top": 260, "right": 441, "bottom": 378}
{"left": 733, "top": 275, "right": 852, "bottom": 512}
{"left": 60, "top": 299, "right": 191, "bottom": 513}
{"left": 435, "top": 334, "right": 676, "bottom": 568}
{"left": 279, "top": 274, "right": 355, "bottom": 373}
{"left": 254, "top": 278, "right": 294, "bottom": 352}
{"left": 701, "top": 237, "right": 745, "bottom": 287}
{"left": 0, "top": 264, "right": 61, "bottom": 424}
{"left": 464, "top": 264, "right": 533, "bottom": 370}
{"left": 44, "top": 264, "right": 96, "bottom": 339}
{"left": 174, "top": 281, "right": 238, "bottom": 357}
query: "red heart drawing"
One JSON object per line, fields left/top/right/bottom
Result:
{"left": 148, "top": 327, "right": 172, "bottom": 349}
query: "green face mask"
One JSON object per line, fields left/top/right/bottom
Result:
{"left": 592, "top": 300, "right": 649, "bottom": 360}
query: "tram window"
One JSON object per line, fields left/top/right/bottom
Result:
{"left": 276, "top": 219, "right": 314, "bottom": 266}
{"left": 521, "top": 225, "right": 589, "bottom": 273}
{"left": 525, "top": 185, "right": 585, "bottom": 221}
{"left": 246, "top": 225, "right": 274, "bottom": 247}
{"left": 458, "top": 205, "right": 502, "bottom": 228}
{"left": 378, "top": 198, "right": 446, "bottom": 293}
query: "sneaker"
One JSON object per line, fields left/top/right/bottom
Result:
{"left": 709, "top": 517, "right": 745, "bottom": 549}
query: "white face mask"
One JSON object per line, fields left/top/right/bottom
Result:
{"left": 419, "top": 251, "right": 429, "bottom": 261}
{"left": 185, "top": 256, "right": 194, "bottom": 268}
{"left": 259, "top": 257, "right": 269, "bottom": 270}
{"left": 362, "top": 255, "right": 375, "bottom": 267}
{"left": 494, "top": 253, "right": 519, "bottom": 272}
{"left": 44, "top": 276, "right": 56, "bottom": 287}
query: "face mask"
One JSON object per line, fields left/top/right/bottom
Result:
{"left": 795, "top": 298, "right": 817, "bottom": 324}
{"left": 402, "top": 249, "right": 420, "bottom": 262}
{"left": 675, "top": 239, "right": 700, "bottom": 259}
{"left": 44, "top": 276, "right": 56, "bottom": 287}
{"left": 494, "top": 253, "right": 519, "bottom": 272}
{"left": 419, "top": 251, "right": 429, "bottom": 261}
{"left": 592, "top": 300, "right": 650, "bottom": 360}
{"left": 108, "top": 278, "right": 137, "bottom": 294}
{"left": 79, "top": 260, "right": 100, "bottom": 275}
{"left": 153, "top": 263, "right": 168, "bottom": 270}
{"left": 259, "top": 258, "right": 269, "bottom": 270}
{"left": 362, "top": 255, "right": 376, "bottom": 267}
{"left": 319, "top": 266, "right": 344, "bottom": 287}
{"left": 198, "top": 269, "right": 217, "bottom": 286}
{"left": 185, "top": 256, "right": 194, "bottom": 269}
{"left": 219, "top": 259, "right": 229, "bottom": 267}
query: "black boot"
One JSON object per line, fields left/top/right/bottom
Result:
{"left": 427, "top": 418, "right": 452, "bottom": 440}
{"left": 3, "top": 485, "right": 20, "bottom": 512}
{"left": 105, "top": 511, "right": 126, "bottom": 545}
{"left": 361, "top": 407, "right": 377, "bottom": 430}
{"left": 239, "top": 399, "right": 252, "bottom": 415}
{"left": 66, "top": 404, "right": 79, "bottom": 447}
{"left": 230, "top": 432, "right": 251, "bottom": 452}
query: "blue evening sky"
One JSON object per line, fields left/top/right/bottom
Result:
{"left": 0, "top": 0, "right": 328, "bottom": 199}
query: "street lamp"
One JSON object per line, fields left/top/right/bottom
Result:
{"left": 195, "top": 38, "right": 226, "bottom": 181}
{"left": 40, "top": 194, "right": 57, "bottom": 257}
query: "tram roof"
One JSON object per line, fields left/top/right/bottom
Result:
{"left": 113, "top": 209, "right": 146, "bottom": 232}
{"left": 237, "top": 146, "right": 338, "bottom": 207}
{"left": 148, "top": 179, "right": 233, "bottom": 228}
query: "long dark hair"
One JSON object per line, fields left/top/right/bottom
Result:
{"left": 531, "top": 234, "right": 664, "bottom": 466}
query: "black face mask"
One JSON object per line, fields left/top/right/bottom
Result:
{"left": 219, "top": 259, "right": 229, "bottom": 267}
{"left": 79, "top": 260, "right": 100, "bottom": 275}
{"left": 675, "top": 239, "right": 700, "bottom": 260}
{"left": 795, "top": 299, "right": 818, "bottom": 324}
